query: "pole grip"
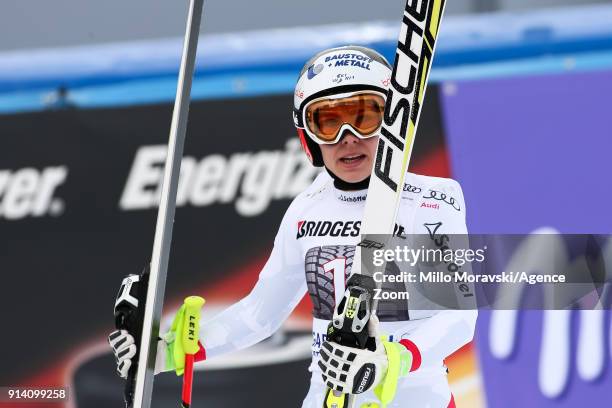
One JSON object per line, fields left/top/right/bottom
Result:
{"left": 182, "top": 296, "right": 205, "bottom": 355}
{"left": 181, "top": 296, "right": 204, "bottom": 408}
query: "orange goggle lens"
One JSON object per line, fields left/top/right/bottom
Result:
{"left": 305, "top": 93, "right": 385, "bottom": 143}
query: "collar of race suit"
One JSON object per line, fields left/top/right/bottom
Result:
{"left": 326, "top": 167, "right": 371, "bottom": 192}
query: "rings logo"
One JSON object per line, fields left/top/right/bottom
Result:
{"left": 423, "top": 189, "right": 460, "bottom": 211}
{"left": 403, "top": 183, "right": 422, "bottom": 194}
{"left": 0, "top": 166, "right": 67, "bottom": 220}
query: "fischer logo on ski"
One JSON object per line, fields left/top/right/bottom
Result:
{"left": 322, "top": 1, "right": 447, "bottom": 407}
{"left": 375, "top": 0, "right": 444, "bottom": 193}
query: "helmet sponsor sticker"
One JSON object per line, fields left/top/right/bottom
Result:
{"left": 324, "top": 53, "right": 374, "bottom": 70}
{"left": 307, "top": 64, "right": 324, "bottom": 80}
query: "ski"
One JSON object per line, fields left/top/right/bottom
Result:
{"left": 323, "top": 0, "right": 447, "bottom": 406}
{"left": 126, "top": 1, "right": 205, "bottom": 408}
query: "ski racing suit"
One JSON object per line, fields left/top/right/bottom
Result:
{"left": 200, "top": 171, "right": 477, "bottom": 407}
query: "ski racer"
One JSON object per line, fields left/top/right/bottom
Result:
{"left": 109, "top": 45, "right": 477, "bottom": 408}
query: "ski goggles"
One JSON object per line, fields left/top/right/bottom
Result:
{"left": 302, "top": 91, "right": 386, "bottom": 145}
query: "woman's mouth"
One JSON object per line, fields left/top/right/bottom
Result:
{"left": 339, "top": 154, "right": 367, "bottom": 167}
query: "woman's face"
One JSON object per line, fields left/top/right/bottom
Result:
{"left": 320, "top": 131, "right": 379, "bottom": 185}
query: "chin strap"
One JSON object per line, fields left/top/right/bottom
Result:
{"left": 326, "top": 167, "right": 371, "bottom": 191}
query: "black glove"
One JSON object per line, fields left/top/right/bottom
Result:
{"left": 108, "top": 274, "right": 142, "bottom": 378}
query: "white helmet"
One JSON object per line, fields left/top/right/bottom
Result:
{"left": 293, "top": 46, "right": 392, "bottom": 167}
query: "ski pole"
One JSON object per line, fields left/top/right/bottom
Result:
{"left": 128, "top": 0, "right": 204, "bottom": 407}
{"left": 181, "top": 296, "right": 205, "bottom": 408}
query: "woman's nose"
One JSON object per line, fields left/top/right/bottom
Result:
{"left": 339, "top": 130, "right": 360, "bottom": 143}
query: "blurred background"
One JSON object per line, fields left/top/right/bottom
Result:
{"left": 0, "top": 0, "right": 611, "bottom": 407}
{"left": 1, "top": 0, "right": 612, "bottom": 50}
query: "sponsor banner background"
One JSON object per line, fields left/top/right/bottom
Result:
{"left": 0, "top": 86, "right": 460, "bottom": 407}
{"left": 442, "top": 70, "right": 612, "bottom": 407}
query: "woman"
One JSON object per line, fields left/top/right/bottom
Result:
{"left": 109, "top": 45, "right": 477, "bottom": 408}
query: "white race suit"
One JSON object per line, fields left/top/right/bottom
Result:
{"left": 200, "top": 172, "right": 477, "bottom": 407}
